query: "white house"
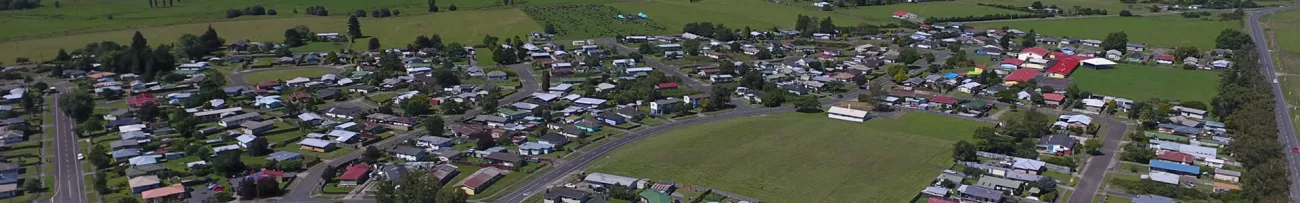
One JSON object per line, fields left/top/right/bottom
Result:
{"left": 827, "top": 106, "right": 869, "bottom": 122}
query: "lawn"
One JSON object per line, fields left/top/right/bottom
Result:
{"left": 1269, "top": 10, "right": 1300, "bottom": 52}
{"left": 832, "top": 1, "right": 1028, "bottom": 23}
{"left": 241, "top": 68, "right": 334, "bottom": 83}
{"left": 972, "top": 15, "right": 1237, "bottom": 48}
{"left": 588, "top": 112, "right": 989, "bottom": 203}
{"left": 522, "top": 4, "right": 668, "bottom": 39}
{"left": 0, "top": 8, "right": 541, "bottom": 63}
{"left": 1071, "top": 64, "right": 1220, "bottom": 103}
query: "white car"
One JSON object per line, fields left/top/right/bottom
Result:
{"left": 76, "top": 153, "right": 84, "bottom": 160}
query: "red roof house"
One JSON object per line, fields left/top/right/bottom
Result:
{"left": 1043, "top": 93, "right": 1065, "bottom": 101}
{"left": 339, "top": 164, "right": 371, "bottom": 186}
{"left": 1046, "top": 58, "right": 1082, "bottom": 77}
{"left": 931, "top": 96, "right": 958, "bottom": 104}
{"left": 1003, "top": 68, "right": 1040, "bottom": 85}
{"left": 1000, "top": 58, "right": 1024, "bottom": 66}
{"left": 1157, "top": 55, "right": 1176, "bottom": 62}
{"left": 893, "top": 11, "right": 912, "bottom": 17}
{"left": 140, "top": 184, "right": 186, "bottom": 200}
{"left": 257, "top": 81, "right": 281, "bottom": 90}
{"left": 88, "top": 72, "right": 117, "bottom": 79}
{"left": 127, "top": 93, "right": 157, "bottom": 108}
{"left": 656, "top": 82, "right": 679, "bottom": 89}
{"left": 1020, "top": 47, "right": 1051, "bottom": 57}
{"left": 1158, "top": 151, "right": 1196, "bottom": 164}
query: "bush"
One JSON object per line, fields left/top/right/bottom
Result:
{"left": 1120, "top": 10, "right": 1133, "bottom": 16}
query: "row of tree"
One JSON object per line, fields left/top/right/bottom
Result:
{"left": 924, "top": 13, "right": 1053, "bottom": 24}
{"left": 305, "top": 5, "right": 329, "bottom": 16}
{"left": 226, "top": 5, "right": 277, "bottom": 18}
{"left": 0, "top": 0, "right": 39, "bottom": 10}
{"left": 355, "top": 8, "right": 399, "bottom": 18}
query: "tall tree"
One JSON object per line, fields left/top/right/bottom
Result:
{"left": 361, "top": 146, "right": 382, "bottom": 163}
{"left": 347, "top": 15, "right": 363, "bottom": 39}
{"left": 369, "top": 37, "right": 381, "bottom": 51}
{"left": 952, "top": 140, "right": 976, "bottom": 162}
{"left": 58, "top": 90, "right": 95, "bottom": 121}
{"left": 1101, "top": 31, "right": 1129, "bottom": 53}
{"left": 201, "top": 26, "right": 225, "bottom": 52}
{"left": 541, "top": 71, "right": 550, "bottom": 87}
{"left": 424, "top": 115, "right": 445, "bottom": 136}
{"left": 428, "top": 0, "right": 439, "bottom": 12}
{"left": 283, "top": 29, "right": 305, "bottom": 47}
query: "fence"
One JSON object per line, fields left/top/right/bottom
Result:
{"left": 975, "top": 151, "right": 1072, "bottom": 173}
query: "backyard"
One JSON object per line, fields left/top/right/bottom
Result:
{"left": 588, "top": 112, "right": 989, "bottom": 203}
{"left": 972, "top": 15, "right": 1237, "bottom": 48}
{"left": 1070, "top": 64, "right": 1220, "bottom": 103}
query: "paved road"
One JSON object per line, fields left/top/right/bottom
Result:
{"left": 593, "top": 39, "right": 712, "bottom": 94}
{"left": 1247, "top": 6, "right": 1300, "bottom": 203}
{"left": 1066, "top": 115, "right": 1129, "bottom": 203}
{"left": 49, "top": 86, "right": 89, "bottom": 203}
{"left": 280, "top": 59, "right": 540, "bottom": 202}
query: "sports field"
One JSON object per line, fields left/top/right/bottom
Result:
{"left": 1071, "top": 64, "right": 1220, "bottom": 103}
{"left": 834, "top": 1, "right": 1028, "bottom": 22}
{"left": 972, "top": 15, "right": 1236, "bottom": 48}
{"left": 589, "top": 112, "right": 989, "bottom": 203}
{"left": 0, "top": 8, "right": 540, "bottom": 63}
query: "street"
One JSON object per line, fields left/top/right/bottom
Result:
{"left": 1246, "top": 5, "right": 1300, "bottom": 203}
{"left": 49, "top": 86, "right": 89, "bottom": 203}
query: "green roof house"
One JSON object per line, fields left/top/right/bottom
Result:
{"left": 640, "top": 190, "right": 672, "bottom": 203}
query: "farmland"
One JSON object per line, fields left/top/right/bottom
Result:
{"left": 972, "top": 15, "right": 1237, "bottom": 48}
{"left": 1071, "top": 64, "right": 1221, "bottom": 103}
{"left": 588, "top": 112, "right": 989, "bottom": 203}
{"left": 833, "top": 1, "right": 1029, "bottom": 22}
{"left": 522, "top": 4, "right": 668, "bottom": 39}
{"left": 607, "top": 0, "right": 868, "bottom": 35}
{"left": 0, "top": 8, "right": 540, "bottom": 63}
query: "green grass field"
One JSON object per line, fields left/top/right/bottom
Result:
{"left": 958, "top": 0, "right": 1148, "bottom": 15}
{"left": 523, "top": 4, "right": 668, "bottom": 39}
{"left": 607, "top": 0, "right": 867, "bottom": 35}
{"left": 972, "top": 15, "right": 1236, "bottom": 48}
{"left": 1071, "top": 64, "right": 1220, "bottom": 103}
{"left": 833, "top": 1, "right": 1027, "bottom": 22}
{"left": 241, "top": 68, "right": 333, "bottom": 83}
{"left": 589, "top": 112, "right": 989, "bottom": 203}
{"left": 0, "top": 8, "right": 540, "bottom": 63}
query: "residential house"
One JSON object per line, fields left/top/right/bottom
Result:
{"left": 583, "top": 172, "right": 645, "bottom": 189}
{"left": 456, "top": 167, "right": 504, "bottom": 195}
{"left": 485, "top": 152, "right": 522, "bottom": 168}
{"left": 543, "top": 188, "right": 590, "bottom": 203}
{"left": 266, "top": 151, "right": 303, "bottom": 162}
{"left": 218, "top": 112, "right": 261, "bottom": 127}
{"left": 128, "top": 175, "right": 161, "bottom": 194}
{"left": 1171, "top": 106, "right": 1207, "bottom": 120}
{"left": 1214, "top": 169, "right": 1241, "bottom": 183}
{"left": 827, "top": 106, "right": 869, "bottom": 122}
{"left": 1036, "top": 134, "right": 1077, "bottom": 154}
{"left": 240, "top": 120, "right": 275, "bottom": 135}
{"left": 1149, "top": 159, "right": 1200, "bottom": 176}
{"left": 957, "top": 185, "right": 1003, "bottom": 203}
{"left": 386, "top": 146, "right": 428, "bottom": 161}
{"left": 140, "top": 184, "right": 187, "bottom": 202}
{"left": 416, "top": 136, "right": 454, "bottom": 149}
{"left": 976, "top": 176, "right": 1023, "bottom": 193}
{"left": 299, "top": 138, "right": 336, "bottom": 152}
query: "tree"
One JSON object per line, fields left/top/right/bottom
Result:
{"left": 212, "top": 152, "right": 246, "bottom": 176}
{"left": 369, "top": 37, "right": 381, "bottom": 51}
{"left": 58, "top": 90, "right": 94, "bottom": 121}
{"left": 116, "top": 197, "right": 140, "bottom": 203}
{"left": 480, "top": 90, "right": 500, "bottom": 112}
{"left": 818, "top": 17, "right": 836, "bottom": 34}
{"left": 1172, "top": 46, "right": 1201, "bottom": 60}
{"left": 55, "top": 49, "right": 71, "bottom": 62}
{"left": 999, "top": 34, "right": 1014, "bottom": 50}
{"left": 428, "top": 0, "right": 439, "bottom": 12}
{"left": 362, "top": 146, "right": 382, "bottom": 163}
{"left": 79, "top": 116, "right": 105, "bottom": 134}
{"left": 424, "top": 115, "right": 445, "bottom": 136}
{"left": 178, "top": 34, "right": 209, "bottom": 60}
{"left": 638, "top": 42, "right": 653, "bottom": 54}
{"left": 88, "top": 145, "right": 111, "bottom": 169}
{"left": 1119, "top": 10, "right": 1133, "bottom": 16}
{"left": 24, "top": 178, "right": 40, "bottom": 193}
{"left": 400, "top": 94, "right": 432, "bottom": 116}
{"left": 283, "top": 29, "right": 305, "bottom": 47}
{"left": 200, "top": 26, "right": 225, "bottom": 52}
{"left": 541, "top": 71, "right": 551, "bottom": 87}
{"left": 347, "top": 15, "right": 363, "bottom": 38}
{"left": 1020, "top": 30, "right": 1037, "bottom": 48}
{"left": 706, "top": 86, "right": 731, "bottom": 111}
{"left": 247, "top": 137, "right": 270, "bottom": 156}
{"left": 952, "top": 140, "right": 976, "bottom": 162}
{"left": 449, "top": 4, "right": 458, "bottom": 11}
{"left": 793, "top": 96, "right": 821, "bottom": 112}
{"left": 254, "top": 177, "right": 280, "bottom": 198}
{"left": 1216, "top": 29, "right": 1252, "bottom": 50}
{"left": 92, "top": 172, "right": 108, "bottom": 193}
{"left": 1082, "top": 138, "right": 1103, "bottom": 155}
{"left": 1101, "top": 31, "right": 1128, "bottom": 53}
{"left": 544, "top": 24, "right": 557, "bottom": 34}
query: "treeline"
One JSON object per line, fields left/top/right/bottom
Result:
{"left": 353, "top": 8, "right": 399, "bottom": 18}
{"left": 924, "top": 13, "right": 1052, "bottom": 23}
{"left": 681, "top": 22, "right": 740, "bottom": 42}
{"left": 837, "top": 0, "right": 953, "bottom": 7}
{"left": 1207, "top": 30, "right": 1290, "bottom": 202}
{"left": 305, "top": 5, "right": 328, "bottom": 16}
{"left": 226, "top": 5, "right": 277, "bottom": 19}
{"left": 978, "top": 3, "right": 1106, "bottom": 16}
{"left": 794, "top": 15, "right": 837, "bottom": 35}
{"left": 0, "top": 0, "right": 39, "bottom": 10}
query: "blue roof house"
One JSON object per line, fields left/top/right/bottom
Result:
{"left": 1150, "top": 160, "right": 1200, "bottom": 176}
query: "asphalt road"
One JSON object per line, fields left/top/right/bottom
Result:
{"left": 280, "top": 60, "right": 540, "bottom": 202}
{"left": 49, "top": 86, "right": 89, "bottom": 203}
{"left": 1247, "top": 6, "right": 1300, "bottom": 203}
{"left": 1066, "top": 115, "right": 1129, "bottom": 203}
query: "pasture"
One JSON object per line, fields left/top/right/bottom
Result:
{"left": 607, "top": 0, "right": 868, "bottom": 35}
{"left": 958, "top": 0, "right": 1147, "bottom": 15}
{"left": 833, "top": 1, "right": 1028, "bottom": 22}
{"left": 522, "top": 4, "right": 668, "bottom": 39}
{"left": 589, "top": 112, "right": 989, "bottom": 203}
{"left": 1070, "top": 64, "right": 1220, "bottom": 103}
{"left": 0, "top": 8, "right": 540, "bottom": 63}
{"left": 972, "top": 15, "right": 1236, "bottom": 48}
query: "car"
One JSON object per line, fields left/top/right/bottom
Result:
{"left": 76, "top": 153, "right": 84, "bottom": 160}
{"left": 1292, "top": 147, "right": 1298, "bottom": 153}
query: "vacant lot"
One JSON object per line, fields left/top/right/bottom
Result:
{"left": 834, "top": 1, "right": 1028, "bottom": 22}
{"left": 589, "top": 112, "right": 988, "bottom": 203}
{"left": 972, "top": 15, "right": 1236, "bottom": 48}
{"left": 607, "top": 0, "right": 868, "bottom": 35}
{"left": 0, "top": 8, "right": 540, "bottom": 63}
{"left": 1071, "top": 64, "right": 1220, "bottom": 103}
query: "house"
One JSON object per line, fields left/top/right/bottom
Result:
{"left": 235, "top": 134, "right": 258, "bottom": 149}
{"left": 416, "top": 136, "right": 454, "bottom": 149}
{"left": 1171, "top": 106, "right": 1207, "bottom": 120}
{"left": 827, "top": 106, "right": 869, "bottom": 122}
{"left": 958, "top": 82, "right": 982, "bottom": 93}
{"left": 640, "top": 190, "right": 672, "bottom": 203}
{"left": 299, "top": 138, "right": 337, "bottom": 152}
{"left": 1053, "top": 115, "right": 1092, "bottom": 129}
{"left": 1042, "top": 93, "right": 1065, "bottom": 106}
{"left": 1127, "top": 43, "right": 1146, "bottom": 52}
{"left": 486, "top": 71, "right": 509, "bottom": 81}
{"left": 430, "top": 164, "right": 461, "bottom": 185}
{"left": 339, "top": 164, "right": 371, "bottom": 186}
{"left": 265, "top": 151, "right": 303, "bottom": 162}
{"left": 485, "top": 152, "right": 522, "bottom": 168}
{"left": 957, "top": 185, "right": 1003, "bottom": 203}
{"left": 457, "top": 167, "right": 504, "bottom": 195}
{"left": 1157, "top": 151, "right": 1196, "bottom": 165}
{"left": 1036, "top": 134, "right": 1077, "bottom": 154}
{"left": 386, "top": 146, "right": 428, "bottom": 161}
{"left": 584, "top": 172, "right": 645, "bottom": 189}
{"left": 1017, "top": 47, "right": 1050, "bottom": 60}
{"left": 543, "top": 187, "right": 590, "bottom": 203}
{"left": 976, "top": 47, "right": 1003, "bottom": 55}
{"left": 1011, "top": 158, "right": 1045, "bottom": 174}
{"left": 892, "top": 11, "right": 917, "bottom": 19}
{"left": 128, "top": 175, "right": 161, "bottom": 194}
{"left": 650, "top": 98, "right": 683, "bottom": 115}
{"left": 976, "top": 176, "right": 1023, "bottom": 192}
{"left": 127, "top": 93, "right": 157, "bottom": 108}
{"left": 140, "top": 184, "right": 187, "bottom": 201}
{"left": 1003, "top": 68, "right": 1039, "bottom": 86}
{"left": 218, "top": 112, "right": 261, "bottom": 127}
{"left": 1149, "top": 159, "right": 1200, "bottom": 176}
{"left": 1155, "top": 55, "right": 1175, "bottom": 64}
{"left": 1212, "top": 60, "right": 1232, "bottom": 69}
{"left": 240, "top": 120, "right": 275, "bottom": 135}
{"left": 518, "top": 142, "right": 557, "bottom": 155}
{"left": 1214, "top": 169, "right": 1241, "bottom": 183}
